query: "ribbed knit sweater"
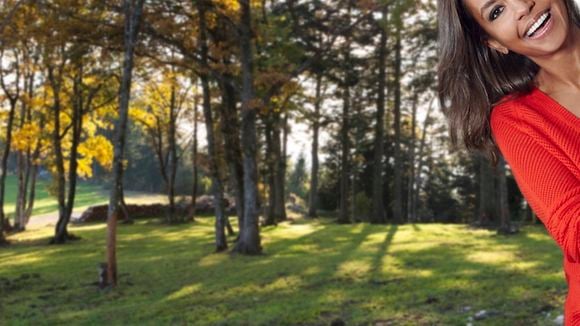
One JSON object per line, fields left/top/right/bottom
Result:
{"left": 490, "top": 86, "right": 580, "bottom": 325}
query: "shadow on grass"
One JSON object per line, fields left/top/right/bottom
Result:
{"left": 0, "top": 218, "right": 565, "bottom": 325}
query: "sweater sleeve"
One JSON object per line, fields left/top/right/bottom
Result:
{"left": 491, "top": 107, "right": 580, "bottom": 263}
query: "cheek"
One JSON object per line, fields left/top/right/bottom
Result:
{"left": 487, "top": 23, "right": 521, "bottom": 46}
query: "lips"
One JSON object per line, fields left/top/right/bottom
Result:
{"left": 523, "top": 9, "right": 551, "bottom": 38}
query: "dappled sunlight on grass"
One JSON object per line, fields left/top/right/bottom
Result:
{"left": 466, "top": 250, "right": 517, "bottom": 266}
{"left": 262, "top": 275, "right": 303, "bottom": 292}
{"left": 0, "top": 252, "right": 46, "bottom": 268}
{"left": 197, "top": 252, "right": 229, "bottom": 267}
{"left": 336, "top": 260, "right": 372, "bottom": 278}
{"left": 166, "top": 283, "right": 202, "bottom": 301}
{"left": 302, "top": 265, "right": 322, "bottom": 276}
{"left": 0, "top": 217, "right": 568, "bottom": 325}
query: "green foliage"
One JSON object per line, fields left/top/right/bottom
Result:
{"left": 353, "top": 191, "right": 371, "bottom": 222}
{"left": 0, "top": 218, "right": 566, "bottom": 325}
{"left": 287, "top": 152, "right": 308, "bottom": 200}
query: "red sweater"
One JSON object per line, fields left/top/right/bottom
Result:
{"left": 490, "top": 86, "right": 580, "bottom": 325}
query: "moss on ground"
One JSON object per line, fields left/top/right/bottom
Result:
{"left": 0, "top": 215, "right": 566, "bottom": 325}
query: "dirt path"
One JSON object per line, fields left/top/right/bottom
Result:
{"left": 24, "top": 192, "right": 169, "bottom": 230}
{"left": 26, "top": 211, "right": 85, "bottom": 230}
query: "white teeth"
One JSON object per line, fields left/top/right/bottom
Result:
{"left": 526, "top": 12, "right": 550, "bottom": 37}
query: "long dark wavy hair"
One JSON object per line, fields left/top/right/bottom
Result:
{"left": 437, "top": 0, "right": 580, "bottom": 165}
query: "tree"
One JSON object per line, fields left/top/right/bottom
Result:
{"left": 391, "top": 18, "right": 403, "bottom": 224}
{"left": 197, "top": 0, "right": 228, "bottom": 251}
{"left": 307, "top": 71, "right": 323, "bottom": 218}
{"left": 52, "top": 52, "right": 116, "bottom": 244}
{"left": 496, "top": 155, "right": 517, "bottom": 234}
{"left": 12, "top": 39, "right": 42, "bottom": 232}
{"left": 131, "top": 68, "right": 190, "bottom": 223}
{"left": 371, "top": 4, "right": 388, "bottom": 224}
{"left": 337, "top": 3, "right": 353, "bottom": 225}
{"left": 0, "top": 47, "right": 21, "bottom": 244}
{"left": 106, "top": 0, "right": 145, "bottom": 288}
{"left": 233, "top": 0, "right": 262, "bottom": 255}
{"left": 189, "top": 89, "right": 199, "bottom": 221}
{"left": 288, "top": 152, "right": 308, "bottom": 200}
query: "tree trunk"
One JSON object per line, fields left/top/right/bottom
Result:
{"left": 272, "top": 113, "right": 286, "bottom": 222}
{"left": 24, "top": 119, "right": 43, "bottom": 226}
{"left": 308, "top": 72, "right": 322, "bottom": 218}
{"left": 64, "top": 64, "right": 87, "bottom": 241}
{"left": 477, "top": 155, "right": 487, "bottom": 225}
{"left": 119, "top": 185, "right": 131, "bottom": 223}
{"left": 337, "top": 7, "right": 352, "bottom": 225}
{"left": 392, "top": 26, "right": 403, "bottom": 224}
{"left": 48, "top": 62, "right": 70, "bottom": 244}
{"left": 407, "top": 93, "right": 418, "bottom": 222}
{"left": 217, "top": 70, "right": 244, "bottom": 231}
{"left": 233, "top": 0, "right": 262, "bottom": 255}
{"left": 198, "top": 1, "right": 227, "bottom": 251}
{"left": 351, "top": 88, "right": 364, "bottom": 221}
{"left": 282, "top": 111, "right": 288, "bottom": 185}
{"left": 106, "top": 0, "right": 145, "bottom": 288}
{"left": 0, "top": 49, "right": 22, "bottom": 243}
{"left": 496, "top": 155, "right": 514, "bottom": 234}
{"left": 478, "top": 154, "right": 495, "bottom": 226}
{"left": 15, "top": 72, "right": 28, "bottom": 231}
{"left": 371, "top": 8, "right": 388, "bottom": 224}
{"left": 413, "top": 97, "right": 434, "bottom": 222}
{"left": 0, "top": 99, "right": 17, "bottom": 244}
{"left": 190, "top": 91, "right": 199, "bottom": 221}
{"left": 15, "top": 121, "right": 27, "bottom": 231}
{"left": 15, "top": 68, "right": 37, "bottom": 231}
{"left": 167, "top": 80, "right": 178, "bottom": 223}
{"left": 264, "top": 117, "right": 276, "bottom": 226}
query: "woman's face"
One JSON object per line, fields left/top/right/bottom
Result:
{"left": 462, "top": 0, "right": 572, "bottom": 57}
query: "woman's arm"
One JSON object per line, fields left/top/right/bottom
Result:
{"left": 491, "top": 106, "right": 580, "bottom": 263}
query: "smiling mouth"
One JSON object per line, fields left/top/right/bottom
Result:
{"left": 526, "top": 11, "right": 551, "bottom": 38}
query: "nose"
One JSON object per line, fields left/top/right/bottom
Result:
{"left": 512, "top": 0, "right": 535, "bottom": 20}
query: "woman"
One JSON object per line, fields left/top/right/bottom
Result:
{"left": 438, "top": 0, "right": 580, "bottom": 323}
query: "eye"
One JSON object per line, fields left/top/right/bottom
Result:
{"left": 489, "top": 5, "right": 504, "bottom": 21}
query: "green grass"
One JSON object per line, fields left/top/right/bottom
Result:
{"left": 3, "top": 175, "right": 108, "bottom": 217}
{"left": 3, "top": 174, "right": 167, "bottom": 219}
{"left": 0, "top": 215, "right": 566, "bottom": 325}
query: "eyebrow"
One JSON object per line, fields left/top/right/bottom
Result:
{"left": 480, "top": 0, "right": 496, "bottom": 19}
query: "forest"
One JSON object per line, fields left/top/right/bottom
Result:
{"left": 0, "top": 0, "right": 564, "bottom": 325}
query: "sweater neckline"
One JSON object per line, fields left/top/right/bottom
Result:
{"left": 531, "top": 86, "right": 580, "bottom": 121}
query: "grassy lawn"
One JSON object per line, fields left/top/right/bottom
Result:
{"left": 0, "top": 215, "right": 566, "bottom": 325}
{"left": 3, "top": 175, "right": 167, "bottom": 219}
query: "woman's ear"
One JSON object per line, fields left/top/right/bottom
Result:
{"left": 485, "top": 39, "right": 509, "bottom": 55}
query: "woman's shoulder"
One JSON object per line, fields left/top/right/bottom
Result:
{"left": 491, "top": 92, "right": 528, "bottom": 125}
{"left": 490, "top": 88, "right": 541, "bottom": 127}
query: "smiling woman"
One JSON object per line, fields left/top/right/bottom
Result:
{"left": 437, "top": 0, "right": 580, "bottom": 324}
